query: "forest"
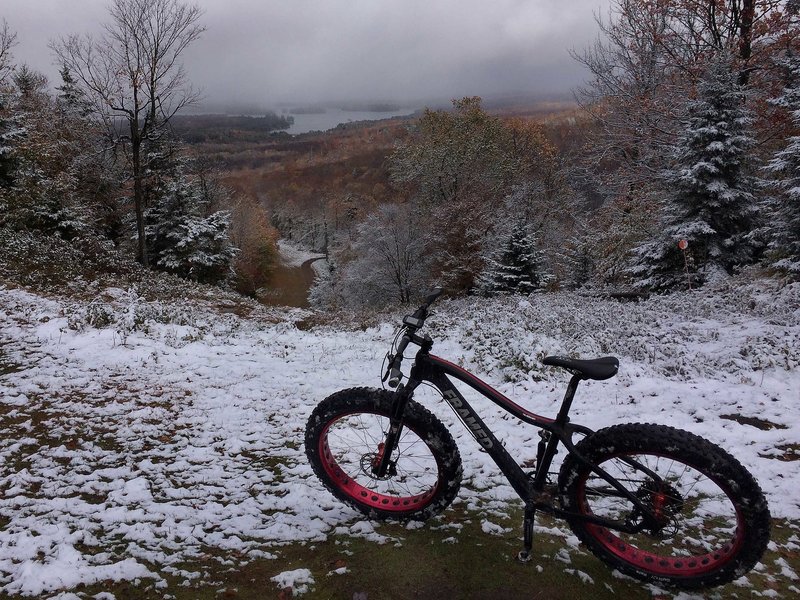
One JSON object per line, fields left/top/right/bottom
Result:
{"left": 170, "top": 113, "right": 295, "bottom": 143}
{"left": 2, "top": 1, "right": 800, "bottom": 308}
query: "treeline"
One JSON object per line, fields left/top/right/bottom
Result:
{"left": 4, "top": 1, "right": 800, "bottom": 311}
{"left": 0, "top": 3, "right": 277, "bottom": 297}
{"left": 312, "top": 1, "right": 800, "bottom": 308}
{"left": 171, "top": 113, "right": 294, "bottom": 144}
{"left": 311, "top": 98, "right": 571, "bottom": 307}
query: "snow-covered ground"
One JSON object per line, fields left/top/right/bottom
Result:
{"left": 277, "top": 239, "right": 325, "bottom": 268}
{"left": 0, "top": 280, "right": 798, "bottom": 597}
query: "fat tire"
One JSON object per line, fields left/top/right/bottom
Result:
{"left": 558, "top": 423, "right": 770, "bottom": 589}
{"left": 305, "top": 387, "right": 462, "bottom": 521}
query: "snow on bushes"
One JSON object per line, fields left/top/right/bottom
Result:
{"left": 426, "top": 279, "right": 798, "bottom": 384}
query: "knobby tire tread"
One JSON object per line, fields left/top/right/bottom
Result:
{"left": 305, "top": 387, "right": 462, "bottom": 521}
{"left": 558, "top": 423, "right": 770, "bottom": 589}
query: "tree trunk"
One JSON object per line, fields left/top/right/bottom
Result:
{"left": 738, "top": 0, "right": 755, "bottom": 86}
{"left": 131, "top": 127, "right": 149, "bottom": 267}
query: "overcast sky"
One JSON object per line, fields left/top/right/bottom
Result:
{"left": 2, "top": 0, "right": 609, "bottom": 109}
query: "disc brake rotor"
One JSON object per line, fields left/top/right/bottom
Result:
{"left": 635, "top": 479, "right": 684, "bottom": 535}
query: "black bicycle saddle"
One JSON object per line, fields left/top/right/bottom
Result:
{"left": 542, "top": 355, "right": 619, "bottom": 380}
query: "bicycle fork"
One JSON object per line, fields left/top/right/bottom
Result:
{"left": 372, "top": 381, "right": 419, "bottom": 478}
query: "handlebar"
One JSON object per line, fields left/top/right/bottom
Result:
{"left": 384, "top": 288, "right": 442, "bottom": 388}
{"left": 403, "top": 287, "right": 442, "bottom": 331}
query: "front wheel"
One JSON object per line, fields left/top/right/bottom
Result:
{"left": 305, "top": 387, "right": 462, "bottom": 521}
{"left": 558, "top": 423, "right": 770, "bottom": 589}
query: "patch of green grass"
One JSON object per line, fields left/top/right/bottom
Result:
{"left": 55, "top": 511, "right": 800, "bottom": 600}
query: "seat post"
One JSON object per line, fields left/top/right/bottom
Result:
{"left": 555, "top": 374, "right": 583, "bottom": 425}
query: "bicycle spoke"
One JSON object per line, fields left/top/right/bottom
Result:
{"left": 580, "top": 451, "right": 742, "bottom": 560}
{"left": 322, "top": 411, "right": 440, "bottom": 499}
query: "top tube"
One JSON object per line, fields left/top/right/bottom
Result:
{"left": 426, "top": 355, "right": 555, "bottom": 425}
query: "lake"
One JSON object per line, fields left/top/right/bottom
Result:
{"left": 281, "top": 106, "right": 416, "bottom": 135}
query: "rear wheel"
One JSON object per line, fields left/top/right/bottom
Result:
{"left": 305, "top": 387, "right": 462, "bottom": 521}
{"left": 558, "top": 423, "right": 770, "bottom": 589}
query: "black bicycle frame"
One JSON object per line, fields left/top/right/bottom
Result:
{"left": 385, "top": 349, "right": 664, "bottom": 533}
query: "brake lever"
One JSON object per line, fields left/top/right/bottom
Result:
{"left": 382, "top": 353, "right": 394, "bottom": 383}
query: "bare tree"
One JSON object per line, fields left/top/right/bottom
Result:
{"left": 52, "top": 0, "right": 204, "bottom": 266}
{"left": 0, "top": 19, "right": 18, "bottom": 87}
{"left": 337, "top": 204, "right": 431, "bottom": 307}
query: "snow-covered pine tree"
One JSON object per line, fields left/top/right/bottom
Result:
{"left": 145, "top": 166, "right": 237, "bottom": 284}
{"left": 628, "top": 56, "right": 758, "bottom": 291}
{"left": 561, "top": 217, "right": 596, "bottom": 289}
{"left": 55, "top": 66, "right": 91, "bottom": 118}
{"left": 0, "top": 20, "right": 17, "bottom": 188}
{"left": 0, "top": 52, "right": 22, "bottom": 189}
{"left": 0, "top": 65, "right": 92, "bottom": 238}
{"left": 764, "top": 54, "right": 800, "bottom": 276}
{"left": 0, "top": 95, "right": 22, "bottom": 188}
{"left": 478, "top": 220, "right": 551, "bottom": 295}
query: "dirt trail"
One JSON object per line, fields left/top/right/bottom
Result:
{"left": 260, "top": 256, "right": 323, "bottom": 308}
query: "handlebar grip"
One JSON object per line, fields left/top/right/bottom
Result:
{"left": 387, "top": 334, "right": 411, "bottom": 387}
{"left": 423, "top": 288, "right": 443, "bottom": 307}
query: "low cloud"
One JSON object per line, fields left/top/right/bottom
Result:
{"left": 3, "top": 0, "right": 609, "bottom": 109}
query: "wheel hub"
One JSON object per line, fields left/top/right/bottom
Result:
{"left": 636, "top": 479, "right": 684, "bottom": 535}
{"left": 362, "top": 452, "right": 397, "bottom": 480}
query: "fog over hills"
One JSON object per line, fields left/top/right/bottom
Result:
{"left": 2, "top": 0, "right": 608, "bottom": 108}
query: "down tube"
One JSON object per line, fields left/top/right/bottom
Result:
{"left": 429, "top": 373, "right": 532, "bottom": 501}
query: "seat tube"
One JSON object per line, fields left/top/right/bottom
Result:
{"left": 531, "top": 375, "right": 582, "bottom": 490}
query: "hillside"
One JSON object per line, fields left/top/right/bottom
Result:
{"left": 1, "top": 271, "right": 798, "bottom": 598}
{"left": 181, "top": 100, "right": 579, "bottom": 250}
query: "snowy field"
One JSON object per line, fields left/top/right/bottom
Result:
{"left": 0, "top": 280, "right": 798, "bottom": 597}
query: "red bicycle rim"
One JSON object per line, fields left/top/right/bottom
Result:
{"left": 577, "top": 464, "right": 747, "bottom": 577}
{"left": 318, "top": 414, "right": 440, "bottom": 512}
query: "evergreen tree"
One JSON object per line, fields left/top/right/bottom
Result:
{"left": 478, "top": 220, "right": 551, "bottom": 295}
{"left": 145, "top": 166, "right": 237, "bottom": 284}
{"left": 55, "top": 66, "right": 90, "bottom": 118}
{"left": 629, "top": 57, "right": 758, "bottom": 291}
{"left": 12, "top": 65, "right": 49, "bottom": 102}
{"left": 0, "top": 66, "right": 95, "bottom": 239}
{"left": 0, "top": 96, "right": 22, "bottom": 188}
{"left": 0, "top": 38, "right": 21, "bottom": 188}
{"left": 561, "top": 218, "right": 596, "bottom": 289}
{"left": 764, "top": 55, "right": 800, "bottom": 276}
